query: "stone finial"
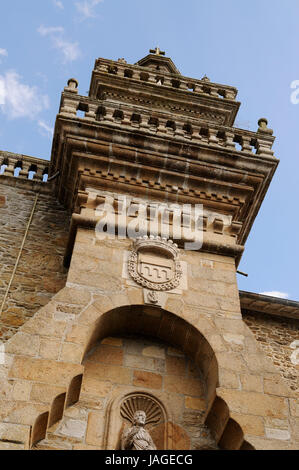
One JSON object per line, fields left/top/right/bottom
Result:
{"left": 201, "top": 75, "right": 210, "bottom": 82}
{"left": 257, "top": 118, "right": 273, "bottom": 135}
{"left": 64, "top": 78, "right": 79, "bottom": 94}
{"left": 67, "top": 78, "right": 79, "bottom": 89}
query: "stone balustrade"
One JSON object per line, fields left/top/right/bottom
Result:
{"left": 0, "top": 151, "right": 49, "bottom": 182}
{"left": 59, "top": 92, "right": 275, "bottom": 158}
{"left": 93, "top": 58, "right": 238, "bottom": 101}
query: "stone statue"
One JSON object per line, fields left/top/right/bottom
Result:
{"left": 121, "top": 410, "right": 156, "bottom": 450}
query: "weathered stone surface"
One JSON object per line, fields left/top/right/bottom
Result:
{"left": 101, "top": 337, "right": 123, "bottom": 347}
{"left": 81, "top": 376, "right": 114, "bottom": 398}
{"left": 56, "top": 418, "right": 87, "bottom": 440}
{"left": 185, "top": 396, "right": 206, "bottom": 411}
{"left": 6, "top": 332, "right": 40, "bottom": 356}
{"left": 54, "top": 287, "right": 91, "bottom": 306}
{"left": 265, "top": 427, "right": 291, "bottom": 441}
{"left": 39, "top": 338, "right": 61, "bottom": 360}
{"left": 0, "top": 402, "right": 48, "bottom": 425}
{"left": 246, "top": 436, "right": 293, "bottom": 450}
{"left": 164, "top": 375, "right": 204, "bottom": 396}
{"left": 216, "top": 352, "right": 247, "bottom": 373}
{"left": 12, "top": 381, "right": 32, "bottom": 401}
{"left": 85, "top": 411, "right": 104, "bottom": 446}
{"left": 142, "top": 345, "right": 166, "bottom": 359}
{"left": 217, "top": 389, "right": 289, "bottom": 418}
{"left": 30, "top": 383, "right": 65, "bottom": 403}
{"left": 84, "top": 362, "right": 131, "bottom": 385}
{"left": 22, "top": 316, "right": 67, "bottom": 339}
{"left": 60, "top": 343, "right": 84, "bottom": 363}
{"left": 0, "top": 423, "right": 31, "bottom": 447}
{"left": 166, "top": 356, "right": 186, "bottom": 376}
{"left": 240, "top": 374, "right": 263, "bottom": 393}
{"left": 263, "top": 374, "right": 293, "bottom": 397}
{"left": 230, "top": 412, "right": 264, "bottom": 437}
{"left": 133, "top": 370, "right": 163, "bottom": 390}
{"left": 86, "top": 344, "right": 123, "bottom": 365}
{"left": 0, "top": 185, "right": 69, "bottom": 340}
{"left": 218, "top": 369, "right": 240, "bottom": 389}
{"left": 243, "top": 311, "right": 299, "bottom": 392}
{"left": 124, "top": 354, "right": 164, "bottom": 373}
{"left": 9, "top": 357, "right": 82, "bottom": 386}
{"left": 166, "top": 422, "right": 190, "bottom": 450}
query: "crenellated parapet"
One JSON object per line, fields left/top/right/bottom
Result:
{"left": 0, "top": 150, "right": 49, "bottom": 183}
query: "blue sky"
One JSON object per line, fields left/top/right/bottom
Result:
{"left": 0, "top": 0, "right": 298, "bottom": 300}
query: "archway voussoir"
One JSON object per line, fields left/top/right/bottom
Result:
{"left": 77, "top": 305, "right": 104, "bottom": 325}
{"left": 54, "top": 287, "right": 92, "bottom": 307}
{"left": 127, "top": 288, "right": 144, "bottom": 305}
{"left": 92, "top": 295, "right": 115, "bottom": 314}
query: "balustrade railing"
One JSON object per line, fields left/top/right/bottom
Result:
{"left": 93, "top": 58, "right": 238, "bottom": 101}
{"left": 58, "top": 90, "right": 275, "bottom": 158}
{"left": 0, "top": 152, "right": 49, "bottom": 182}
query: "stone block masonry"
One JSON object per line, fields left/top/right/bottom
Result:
{"left": 0, "top": 183, "right": 70, "bottom": 340}
{"left": 243, "top": 311, "right": 299, "bottom": 393}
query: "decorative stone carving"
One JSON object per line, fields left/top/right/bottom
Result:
{"left": 120, "top": 395, "right": 161, "bottom": 450}
{"left": 128, "top": 236, "right": 182, "bottom": 291}
{"left": 120, "top": 395, "right": 162, "bottom": 425}
{"left": 146, "top": 290, "right": 159, "bottom": 304}
{"left": 121, "top": 410, "right": 157, "bottom": 450}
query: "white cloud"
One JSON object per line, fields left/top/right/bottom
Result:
{"left": 37, "top": 25, "right": 64, "bottom": 36}
{"left": 259, "top": 291, "right": 289, "bottom": 299}
{"left": 0, "top": 71, "right": 49, "bottom": 120}
{"left": 52, "top": 37, "right": 81, "bottom": 62}
{"left": 75, "top": 0, "right": 104, "bottom": 19}
{"left": 38, "top": 120, "right": 54, "bottom": 138}
{"left": 0, "top": 48, "right": 8, "bottom": 64}
{"left": 37, "top": 25, "right": 81, "bottom": 63}
{"left": 53, "top": 0, "right": 64, "bottom": 9}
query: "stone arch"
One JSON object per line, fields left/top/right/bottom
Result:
{"left": 81, "top": 305, "right": 218, "bottom": 407}
{"left": 75, "top": 301, "right": 250, "bottom": 450}
{"left": 2, "top": 288, "right": 271, "bottom": 450}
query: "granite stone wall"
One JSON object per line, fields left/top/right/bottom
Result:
{"left": 243, "top": 311, "right": 299, "bottom": 393}
{"left": 0, "top": 181, "right": 70, "bottom": 340}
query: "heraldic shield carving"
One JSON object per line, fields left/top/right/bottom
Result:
{"left": 128, "top": 236, "right": 182, "bottom": 291}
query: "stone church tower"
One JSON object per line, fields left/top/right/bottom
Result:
{"left": 0, "top": 50, "right": 297, "bottom": 450}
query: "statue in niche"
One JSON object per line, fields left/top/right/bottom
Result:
{"left": 121, "top": 410, "right": 157, "bottom": 450}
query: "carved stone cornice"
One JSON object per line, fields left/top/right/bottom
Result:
{"left": 240, "top": 291, "right": 299, "bottom": 320}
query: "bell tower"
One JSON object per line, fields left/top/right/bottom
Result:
{"left": 51, "top": 49, "right": 277, "bottom": 268}
{"left": 0, "top": 50, "right": 297, "bottom": 451}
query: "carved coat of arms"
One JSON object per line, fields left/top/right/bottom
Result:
{"left": 128, "top": 236, "right": 182, "bottom": 291}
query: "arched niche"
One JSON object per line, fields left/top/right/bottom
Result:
{"left": 103, "top": 391, "right": 169, "bottom": 450}
{"left": 79, "top": 305, "right": 234, "bottom": 450}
